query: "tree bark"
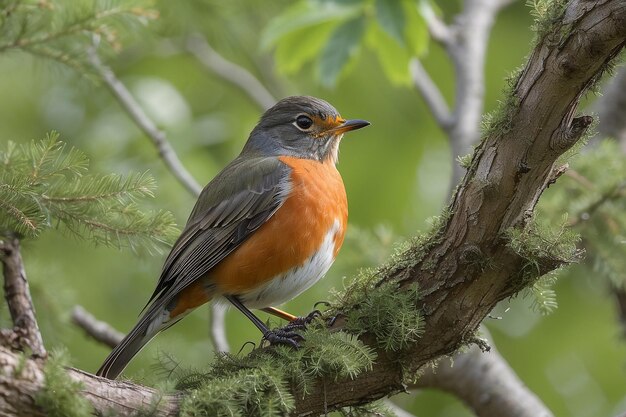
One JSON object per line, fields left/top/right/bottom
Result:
{"left": 0, "top": 0, "right": 625, "bottom": 416}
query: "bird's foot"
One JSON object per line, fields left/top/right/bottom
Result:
{"left": 282, "top": 310, "right": 322, "bottom": 331}
{"left": 263, "top": 328, "right": 303, "bottom": 348}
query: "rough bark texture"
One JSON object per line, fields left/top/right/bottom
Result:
{"left": 0, "top": 1, "right": 624, "bottom": 416}
{"left": 0, "top": 238, "right": 46, "bottom": 358}
{"left": 0, "top": 346, "right": 180, "bottom": 417}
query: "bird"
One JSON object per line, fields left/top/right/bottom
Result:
{"left": 96, "top": 96, "right": 369, "bottom": 379}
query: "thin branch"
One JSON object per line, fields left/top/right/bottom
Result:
{"left": 414, "top": 331, "right": 554, "bottom": 417}
{"left": 71, "top": 305, "right": 124, "bottom": 349}
{"left": 185, "top": 34, "right": 276, "bottom": 111}
{"left": 0, "top": 237, "right": 46, "bottom": 358}
{"left": 210, "top": 304, "right": 230, "bottom": 353}
{"left": 448, "top": 0, "right": 516, "bottom": 184}
{"left": 409, "top": 58, "right": 453, "bottom": 129}
{"left": 417, "top": 0, "right": 518, "bottom": 187}
{"left": 420, "top": 2, "right": 453, "bottom": 45}
{"left": 87, "top": 42, "right": 202, "bottom": 197}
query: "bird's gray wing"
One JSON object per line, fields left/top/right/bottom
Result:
{"left": 145, "top": 156, "right": 291, "bottom": 308}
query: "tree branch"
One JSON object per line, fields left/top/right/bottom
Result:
{"left": 416, "top": 0, "right": 518, "bottom": 187}
{"left": 409, "top": 58, "right": 453, "bottom": 129}
{"left": 185, "top": 34, "right": 277, "bottom": 111}
{"left": 71, "top": 305, "right": 124, "bottom": 349}
{"left": 414, "top": 330, "right": 554, "bottom": 417}
{"left": 0, "top": 237, "right": 46, "bottom": 358}
{"left": 0, "top": 345, "right": 179, "bottom": 417}
{"left": 87, "top": 43, "right": 203, "bottom": 197}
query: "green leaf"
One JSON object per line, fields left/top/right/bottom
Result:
{"left": 366, "top": 20, "right": 412, "bottom": 86}
{"left": 318, "top": 15, "right": 366, "bottom": 88}
{"left": 405, "top": 0, "right": 429, "bottom": 55}
{"left": 375, "top": 0, "right": 405, "bottom": 45}
{"left": 274, "top": 21, "right": 337, "bottom": 74}
{"left": 260, "top": 0, "right": 362, "bottom": 50}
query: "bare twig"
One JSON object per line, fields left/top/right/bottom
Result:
{"left": 409, "top": 58, "right": 453, "bottom": 129}
{"left": 414, "top": 330, "right": 554, "bottom": 417}
{"left": 185, "top": 34, "right": 276, "bottom": 111}
{"left": 413, "top": 0, "right": 518, "bottom": 187}
{"left": 421, "top": 4, "right": 453, "bottom": 45}
{"left": 71, "top": 305, "right": 124, "bottom": 349}
{"left": 0, "top": 237, "right": 46, "bottom": 358}
{"left": 87, "top": 43, "right": 202, "bottom": 197}
{"left": 210, "top": 304, "right": 230, "bottom": 353}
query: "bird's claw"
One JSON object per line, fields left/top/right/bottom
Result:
{"left": 282, "top": 310, "right": 322, "bottom": 331}
{"left": 263, "top": 328, "right": 304, "bottom": 348}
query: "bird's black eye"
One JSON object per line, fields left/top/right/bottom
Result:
{"left": 295, "top": 115, "right": 313, "bottom": 130}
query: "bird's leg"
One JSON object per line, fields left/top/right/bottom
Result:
{"left": 262, "top": 306, "right": 322, "bottom": 331}
{"left": 225, "top": 295, "right": 302, "bottom": 348}
{"left": 261, "top": 306, "right": 297, "bottom": 322}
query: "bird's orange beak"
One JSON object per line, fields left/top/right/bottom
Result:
{"left": 326, "top": 119, "right": 370, "bottom": 136}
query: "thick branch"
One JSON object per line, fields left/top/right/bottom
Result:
{"left": 0, "top": 238, "right": 46, "bottom": 358}
{"left": 0, "top": 345, "right": 179, "bottom": 417}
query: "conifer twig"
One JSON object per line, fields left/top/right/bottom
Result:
{"left": 0, "top": 237, "right": 46, "bottom": 358}
{"left": 185, "top": 34, "right": 276, "bottom": 111}
{"left": 71, "top": 305, "right": 124, "bottom": 349}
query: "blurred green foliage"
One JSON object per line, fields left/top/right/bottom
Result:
{"left": 262, "top": 0, "right": 428, "bottom": 86}
{"left": 0, "top": 0, "right": 625, "bottom": 416}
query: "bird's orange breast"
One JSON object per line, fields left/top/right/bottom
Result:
{"left": 209, "top": 156, "right": 348, "bottom": 297}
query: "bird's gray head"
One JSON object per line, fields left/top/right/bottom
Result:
{"left": 242, "top": 96, "right": 369, "bottom": 164}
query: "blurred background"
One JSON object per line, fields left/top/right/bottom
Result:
{"left": 0, "top": 0, "right": 625, "bottom": 416}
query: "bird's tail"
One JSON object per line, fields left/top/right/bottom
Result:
{"left": 96, "top": 306, "right": 181, "bottom": 379}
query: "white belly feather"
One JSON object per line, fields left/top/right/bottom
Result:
{"left": 240, "top": 219, "right": 341, "bottom": 309}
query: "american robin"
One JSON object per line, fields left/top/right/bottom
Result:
{"left": 97, "top": 96, "right": 369, "bottom": 379}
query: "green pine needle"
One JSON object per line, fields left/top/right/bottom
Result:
{"left": 0, "top": 133, "right": 178, "bottom": 252}
{"left": 35, "top": 349, "right": 94, "bottom": 417}
{"left": 0, "top": 0, "right": 157, "bottom": 73}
